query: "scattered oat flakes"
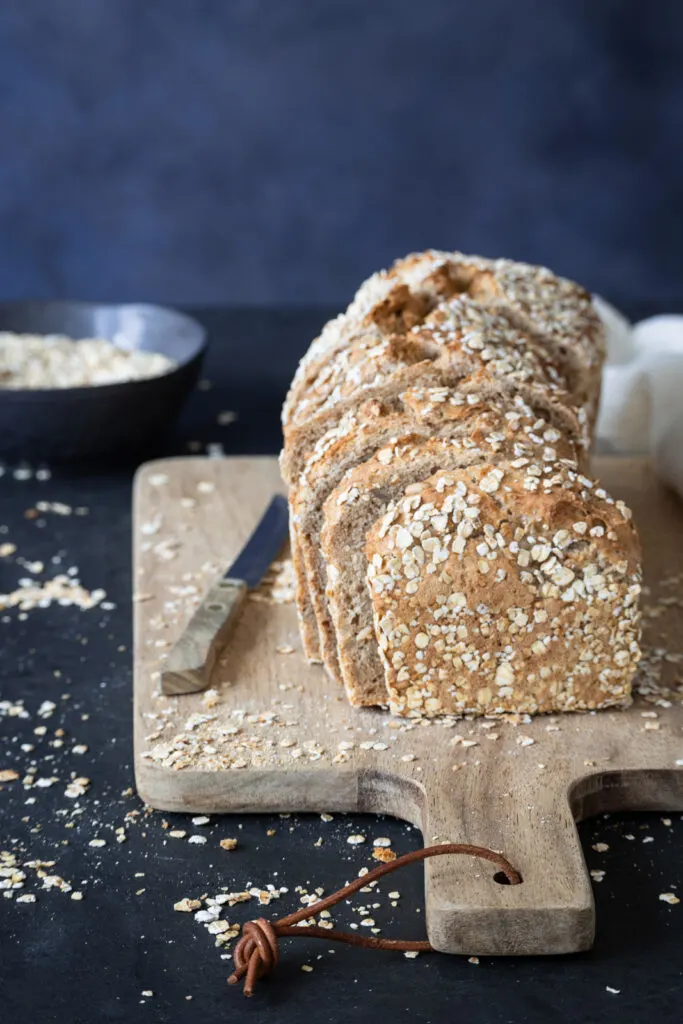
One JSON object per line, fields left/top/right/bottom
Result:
{"left": 592, "top": 842, "right": 609, "bottom": 853}
{"left": 659, "top": 892, "right": 680, "bottom": 905}
{"left": 188, "top": 835, "right": 207, "bottom": 845}
{"left": 372, "top": 847, "right": 396, "bottom": 863}
{"left": 468, "top": 956, "right": 480, "bottom": 965}
{"left": 347, "top": 834, "right": 366, "bottom": 845}
{"left": 194, "top": 909, "right": 218, "bottom": 923}
{"left": 174, "top": 898, "right": 202, "bottom": 912}
{"left": 0, "top": 576, "right": 106, "bottom": 613}
{"left": 65, "top": 777, "right": 90, "bottom": 799}
{"left": 217, "top": 410, "right": 238, "bottom": 426}
{"left": 220, "top": 839, "right": 238, "bottom": 851}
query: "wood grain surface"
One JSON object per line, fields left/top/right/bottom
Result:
{"left": 133, "top": 456, "right": 683, "bottom": 956}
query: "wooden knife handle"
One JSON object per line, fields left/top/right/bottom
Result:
{"left": 161, "top": 578, "right": 248, "bottom": 695}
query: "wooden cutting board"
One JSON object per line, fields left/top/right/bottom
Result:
{"left": 133, "top": 456, "right": 683, "bottom": 956}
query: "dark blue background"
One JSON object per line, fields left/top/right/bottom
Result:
{"left": 1, "top": 0, "right": 682, "bottom": 307}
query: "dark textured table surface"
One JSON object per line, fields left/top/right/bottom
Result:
{"left": 1, "top": 307, "right": 683, "bottom": 1024}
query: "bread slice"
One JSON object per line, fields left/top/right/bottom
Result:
{"left": 289, "top": 519, "right": 323, "bottom": 662}
{"left": 366, "top": 461, "right": 642, "bottom": 716}
{"left": 320, "top": 398, "right": 582, "bottom": 706}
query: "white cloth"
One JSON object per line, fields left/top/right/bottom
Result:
{"left": 594, "top": 297, "right": 683, "bottom": 498}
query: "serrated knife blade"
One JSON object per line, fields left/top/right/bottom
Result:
{"left": 161, "top": 494, "right": 289, "bottom": 695}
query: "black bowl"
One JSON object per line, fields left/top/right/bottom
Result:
{"left": 0, "top": 301, "right": 206, "bottom": 463}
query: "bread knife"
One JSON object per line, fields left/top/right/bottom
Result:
{"left": 161, "top": 494, "right": 289, "bottom": 696}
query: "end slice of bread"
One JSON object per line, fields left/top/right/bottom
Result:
{"left": 366, "top": 461, "right": 641, "bottom": 716}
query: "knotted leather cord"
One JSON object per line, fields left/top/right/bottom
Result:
{"left": 228, "top": 842, "right": 522, "bottom": 996}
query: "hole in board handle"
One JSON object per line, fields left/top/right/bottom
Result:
{"left": 493, "top": 870, "right": 523, "bottom": 885}
{"left": 207, "top": 603, "right": 226, "bottom": 612}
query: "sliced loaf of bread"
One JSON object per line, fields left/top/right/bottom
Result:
{"left": 281, "top": 250, "right": 639, "bottom": 719}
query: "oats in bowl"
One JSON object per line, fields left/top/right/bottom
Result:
{"left": 0, "top": 300, "right": 206, "bottom": 461}
{"left": 0, "top": 332, "right": 176, "bottom": 389}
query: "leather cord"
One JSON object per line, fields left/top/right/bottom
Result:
{"left": 228, "top": 842, "right": 522, "bottom": 996}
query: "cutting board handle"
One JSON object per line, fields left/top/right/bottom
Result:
{"left": 359, "top": 767, "right": 595, "bottom": 956}
{"left": 420, "top": 772, "right": 595, "bottom": 955}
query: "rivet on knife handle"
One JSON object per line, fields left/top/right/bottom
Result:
{"left": 161, "top": 578, "right": 247, "bottom": 696}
